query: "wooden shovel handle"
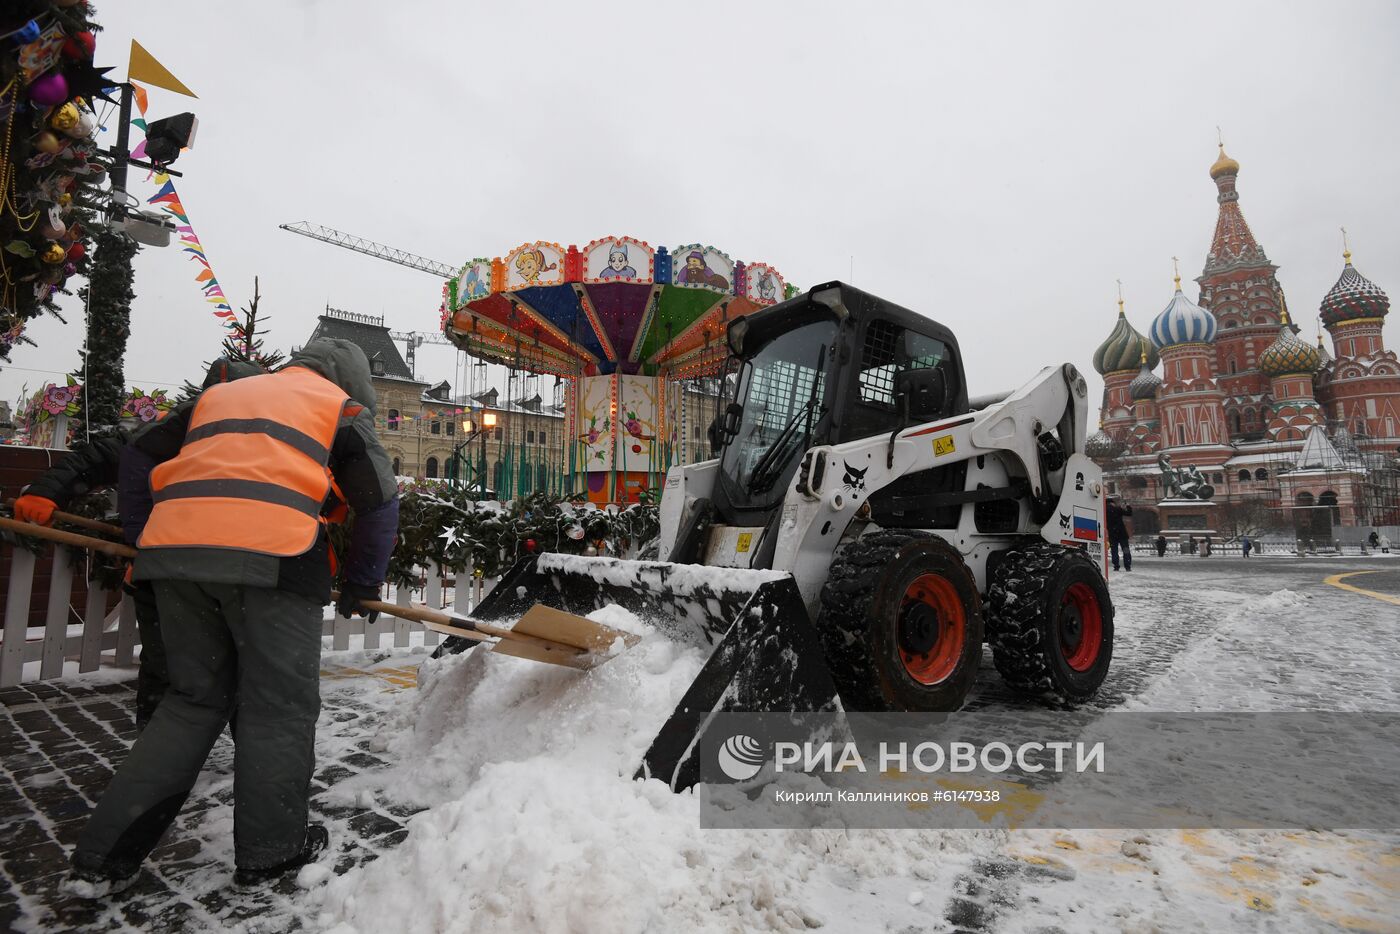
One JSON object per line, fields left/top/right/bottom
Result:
{"left": 0, "top": 515, "right": 137, "bottom": 559}
{"left": 4, "top": 499, "right": 123, "bottom": 539}
{"left": 355, "top": 598, "right": 585, "bottom": 658}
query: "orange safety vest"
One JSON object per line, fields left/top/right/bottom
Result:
{"left": 139, "top": 367, "right": 349, "bottom": 557}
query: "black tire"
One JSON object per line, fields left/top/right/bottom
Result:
{"left": 985, "top": 542, "right": 1113, "bottom": 703}
{"left": 816, "top": 531, "right": 983, "bottom": 711}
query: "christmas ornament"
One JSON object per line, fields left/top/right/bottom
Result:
{"left": 28, "top": 71, "right": 69, "bottom": 106}
{"left": 64, "top": 108, "right": 97, "bottom": 138}
{"left": 42, "top": 243, "right": 66, "bottom": 264}
{"left": 65, "top": 242, "right": 85, "bottom": 261}
{"left": 61, "top": 60, "right": 117, "bottom": 103}
{"left": 5, "top": 241, "right": 36, "bottom": 259}
{"left": 33, "top": 130, "right": 63, "bottom": 155}
{"left": 583, "top": 545, "right": 598, "bottom": 557}
{"left": 50, "top": 102, "right": 79, "bottom": 132}
{"left": 63, "top": 262, "right": 76, "bottom": 276}
{"left": 61, "top": 32, "right": 96, "bottom": 60}
{"left": 39, "top": 217, "right": 66, "bottom": 240}
{"left": 526, "top": 538, "right": 538, "bottom": 553}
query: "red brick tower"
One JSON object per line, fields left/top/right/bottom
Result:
{"left": 1316, "top": 245, "right": 1400, "bottom": 445}
{"left": 1196, "top": 146, "right": 1285, "bottom": 438}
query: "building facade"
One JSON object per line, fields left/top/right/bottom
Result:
{"left": 1090, "top": 148, "right": 1400, "bottom": 539}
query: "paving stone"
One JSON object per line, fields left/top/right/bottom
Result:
{"left": 347, "top": 810, "right": 402, "bottom": 838}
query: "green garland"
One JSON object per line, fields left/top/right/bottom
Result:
{"left": 74, "top": 227, "right": 136, "bottom": 432}
{"left": 335, "top": 485, "right": 661, "bottom": 589}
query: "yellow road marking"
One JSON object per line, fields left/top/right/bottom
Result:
{"left": 1323, "top": 571, "right": 1400, "bottom": 606}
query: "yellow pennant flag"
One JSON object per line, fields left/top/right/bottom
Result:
{"left": 128, "top": 40, "right": 197, "bottom": 98}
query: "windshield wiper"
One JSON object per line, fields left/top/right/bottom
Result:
{"left": 746, "top": 344, "right": 827, "bottom": 494}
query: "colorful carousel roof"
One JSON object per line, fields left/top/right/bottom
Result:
{"left": 440, "top": 238, "right": 795, "bottom": 379}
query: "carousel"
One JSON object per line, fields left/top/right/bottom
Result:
{"left": 440, "top": 238, "right": 794, "bottom": 503}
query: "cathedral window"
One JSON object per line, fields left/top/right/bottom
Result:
{"left": 1227, "top": 358, "right": 1237, "bottom": 374}
{"left": 1177, "top": 425, "right": 1186, "bottom": 445}
{"left": 1238, "top": 469, "right": 1251, "bottom": 482}
{"left": 1255, "top": 468, "right": 1268, "bottom": 481}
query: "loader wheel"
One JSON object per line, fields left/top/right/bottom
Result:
{"left": 985, "top": 542, "right": 1113, "bottom": 703}
{"left": 817, "top": 531, "right": 983, "bottom": 711}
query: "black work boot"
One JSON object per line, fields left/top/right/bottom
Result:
{"left": 233, "top": 824, "right": 329, "bottom": 889}
{"left": 65, "top": 853, "right": 139, "bottom": 899}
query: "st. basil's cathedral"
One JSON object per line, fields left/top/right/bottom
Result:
{"left": 1089, "top": 146, "right": 1400, "bottom": 539}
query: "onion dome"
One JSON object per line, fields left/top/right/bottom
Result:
{"left": 1093, "top": 298, "right": 1159, "bottom": 375}
{"left": 1314, "top": 333, "right": 1332, "bottom": 370}
{"left": 1259, "top": 312, "right": 1320, "bottom": 376}
{"left": 1320, "top": 250, "right": 1390, "bottom": 326}
{"left": 1209, "top": 144, "right": 1240, "bottom": 179}
{"left": 1128, "top": 349, "right": 1161, "bottom": 401}
{"left": 1150, "top": 277, "right": 1217, "bottom": 349}
{"left": 1085, "top": 424, "right": 1124, "bottom": 460}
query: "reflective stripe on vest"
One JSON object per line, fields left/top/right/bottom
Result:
{"left": 139, "top": 367, "right": 348, "bottom": 557}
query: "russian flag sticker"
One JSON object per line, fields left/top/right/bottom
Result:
{"left": 1072, "top": 506, "right": 1099, "bottom": 542}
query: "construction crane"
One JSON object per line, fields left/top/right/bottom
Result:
{"left": 279, "top": 221, "right": 457, "bottom": 279}
{"left": 390, "top": 330, "right": 453, "bottom": 377}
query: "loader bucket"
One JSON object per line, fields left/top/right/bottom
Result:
{"left": 434, "top": 554, "right": 840, "bottom": 791}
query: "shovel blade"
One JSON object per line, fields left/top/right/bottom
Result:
{"left": 434, "top": 554, "right": 839, "bottom": 791}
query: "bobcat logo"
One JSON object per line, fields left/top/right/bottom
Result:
{"left": 843, "top": 462, "right": 868, "bottom": 491}
{"left": 1059, "top": 512, "right": 1072, "bottom": 530}
{"left": 1075, "top": 472, "right": 1085, "bottom": 492}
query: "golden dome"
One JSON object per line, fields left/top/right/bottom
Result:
{"left": 1209, "top": 144, "right": 1239, "bottom": 179}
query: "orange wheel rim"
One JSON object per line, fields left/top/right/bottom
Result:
{"left": 1060, "top": 581, "right": 1104, "bottom": 672}
{"left": 897, "top": 573, "right": 966, "bottom": 685}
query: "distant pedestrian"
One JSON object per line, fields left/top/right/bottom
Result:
{"left": 1381, "top": 533, "right": 1392, "bottom": 555}
{"left": 1155, "top": 534, "right": 1168, "bottom": 557}
{"left": 1241, "top": 536, "right": 1252, "bottom": 558}
{"left": 1105, "top": 496, "right": 1133, "bottom": 572}
{"left": 1202, "top": 535, "right": 1213, "bottom": 557}
{"left": 1187, "top": 534, "right": 1196, "bottom": 555}
{"left": 1368, "top": 530, "right": 1381, "bottom": 549}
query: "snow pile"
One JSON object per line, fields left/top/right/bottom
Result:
{"left": 309, "top": 606, "right": 989, "bottom": 933}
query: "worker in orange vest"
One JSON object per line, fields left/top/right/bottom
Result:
{"left": 12, "top": 358, "right": 264, "bottom": 731}
{"left": 67, "top": 339, "right": 398, "bottom": 895}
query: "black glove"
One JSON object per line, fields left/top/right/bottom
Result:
{"left": 336, "top": 581, "right": 382, "bottom": 624}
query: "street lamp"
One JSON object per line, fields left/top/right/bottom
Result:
{"left": 481, "top": 412, "right": 498, "bottom": 500}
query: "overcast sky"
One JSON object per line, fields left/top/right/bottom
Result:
{"left": 4, "top": 0, "right": 1398, "bottom": 416}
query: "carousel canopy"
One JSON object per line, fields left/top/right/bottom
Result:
{"left": 440, "top": 238, "right": 795, "bottom": 379}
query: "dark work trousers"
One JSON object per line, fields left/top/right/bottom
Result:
{"left": 128, "top": 581, "right": 166, "bottom": 734}
{"left": 74, "top": 580, "right": 322, "bottom": 875}
{"left": 1110, "top": 536, "right": 1132, "bottom": 571}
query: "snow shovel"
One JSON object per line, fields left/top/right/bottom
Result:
{"left": 3, "top": 500, "right": 124, "bottom": 539}
{"left": 431, "top": 553, "right": 840, "bottom": 791}
{"left": 0, "top": 515, "right": 138, "bottom": 559}
{"left": 356, "top": 598, "right": 638, "bottom": 670}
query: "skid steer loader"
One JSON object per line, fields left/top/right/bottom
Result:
{"left": 438, "top": 282, "right": 1113, "bottom": 791}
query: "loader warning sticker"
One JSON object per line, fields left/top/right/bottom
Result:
{"left": 736, "top": 533, "right": 753, "bottom": 553}
{"left": 1072, "top": 506, "right": 1099, "bottom": 542}
{"left": 932, "top": 435, "right": 956, "bottom": 457}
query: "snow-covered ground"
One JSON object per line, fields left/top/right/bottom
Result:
{"left": 288, "top": 557, "right": 1399, "bottom": 934}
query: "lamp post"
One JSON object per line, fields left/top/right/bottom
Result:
{"left": 481, "top": 412, "right": 497, "bottom": 500}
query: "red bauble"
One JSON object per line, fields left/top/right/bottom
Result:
{"left": 61, "top": 32, "right": 96, "bottom": 60}
{"left": 66, "top": 242, "right": 85, "bottom": 261}
{"left": 525, "top": 538, "right": 537, "bottom": 553}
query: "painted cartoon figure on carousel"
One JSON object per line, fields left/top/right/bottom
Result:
{"left": 514, "top": 248, "right": 557, "bottom": 285}
{"left": 599, "top": 242, "right": 637, "bottom": 280}
{"left": 676, "top": 250, "right": 729, "bottom": 290}
{"left": 1157, "top": 452, "right": 1215, "bottom": 500}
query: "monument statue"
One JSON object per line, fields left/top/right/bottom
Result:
{"left": 1158, "top": 453, "right": 1214, "bottom": 500}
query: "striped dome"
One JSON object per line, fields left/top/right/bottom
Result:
{"left": 1129, "top": 357, "right": 1162, "bottom": 400}
{"left": 1093, "top": 308, "right": 1159, "bottom": 375}
{"left": 1085, "top": 427, "right": 1124, "bottom": 460}
{"left": 1320, "top": 255, "right": 1389, "bottom": 326}
{"left": 1150, "top": 286, "right": 1217, "bottom": 349}
{"left": 1259, "top": 323, "right": 1320, "bottom": 376}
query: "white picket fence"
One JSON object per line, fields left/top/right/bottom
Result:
{"left": 0, "top": 541, "right": 494, "bottom": 689}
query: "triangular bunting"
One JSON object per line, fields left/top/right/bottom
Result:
{"left": 128, "top": 40, "right": 198, "bottom": 98}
